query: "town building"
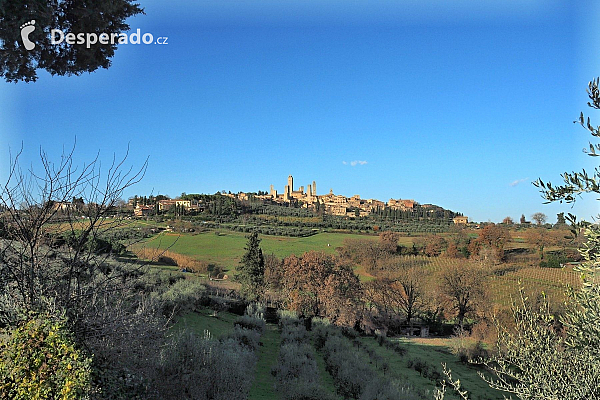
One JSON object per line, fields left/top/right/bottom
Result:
{"left": 453, "top": 216, "right": 469, "bottom": 225}
{"left": 134, "top": 205, "right": 154, "bottom": 217}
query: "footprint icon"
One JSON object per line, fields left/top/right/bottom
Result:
{"left": 20, "top": 20, "right": 36, "bottom": 51}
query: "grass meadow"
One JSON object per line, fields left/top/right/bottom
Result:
{"left": 131, "top": 231, "right": 389, "bottom": 273}
{"left": 131, "top": 229, "right": 581, "bottom": 307}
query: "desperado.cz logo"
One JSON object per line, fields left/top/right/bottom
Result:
{"left": 20, "top": 20, "right": 36, "bottom": 50}
{"left": 19, "top": 20, "right": 168, "bottom": 50}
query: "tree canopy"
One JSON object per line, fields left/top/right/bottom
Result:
{"left": 0, "top": 0, "right": 143, "bottom": 82}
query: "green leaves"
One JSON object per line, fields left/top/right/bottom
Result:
{"left": 0, "top": 0, "right": 144, "bottom": 82}
{"left": 0, "top": 316, "right": 92, "bottom": 400}
{"left": 237, "top": 231, "right": 265, "bottom": 302}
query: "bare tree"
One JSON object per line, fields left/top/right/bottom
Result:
{"left": 0, "top": 144, "right": 147, "bottom": 328}
{"left": 531, "top": 212, "right": 548, "bottom": 225}
{"left": 441, "top": 263, "right": 487, "bottom": 327}
{"left": 392, "top": 266, "right": 426, "bottom": 332}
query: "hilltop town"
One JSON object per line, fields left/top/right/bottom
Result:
{"left": 129, "top": 174, "right": 466, "bottom": 222}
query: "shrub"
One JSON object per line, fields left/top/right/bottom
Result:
{"left": 314, "top": 324, "right": 404, "bottom": 399}
{"left": 406, "top": 357, "right": 441, "bottom": 383}
{"left": 360, "top": 377, "right": 407, "bottom": 400}
{"left": 244, "top": 302, "right": 266, "bottom": 320}
{"left": 279, "top": 316, "right": 310, "bottom": 345}
{"left": 157, "top": 255, "right": 178, "bottom": 266}
{"left": 281, "top": 326, "right": 310, "bottom": 345}
{"left": 277, "top": 309, "right": 300, "bottom": 328}
{"left": 539, "top": 253, "right": 569, "bottom": 268}
{"left": 341, "top": 326, "right": 359, "bottom": 340}
{"left": 134, "top": 248, "right": 208, "bottom": 273}
{"left": 447, "top": 327, "right": 489, "bottom": 364}
{"left": 157, "top": 330, "right": 256, "bottom": 400}
{"left": 312, "top": 320, "right": 333, "bottom": 350}
{"left": 273, "top": 343, "right": 320, "bottom": 389}
{"left": 0, "top": 316, "right": 93, "bottom": 400}
{"left": 273, "top": 318, "right": 336, "bottom": 400}
{"left": 234, "top": 315, "right": 266, "bottom": 334}
{"left": 384, "top": 340, "right": 407, "bottom": 357}
{"left": 229, "top": 326, "right": 261, "bottom": 351}
{"left": 154, "top": 278, "right": 207, "bottom": 316}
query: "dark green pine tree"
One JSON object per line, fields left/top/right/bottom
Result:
{"left": 237, "top": 231, "right": 265, "bottom": 302}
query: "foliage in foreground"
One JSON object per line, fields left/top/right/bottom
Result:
{"left": 476, "top": 288, "right": 600, "bottom": 399}
{"left": 272, "top": 313, "right": 336, "bottom": 400}
{"left": 0, "top": 316, "right": 93, "bottom": 400}
{"left": 313, "top": 319, "right": 416, "bottom": 400}
{"left": 438, "top": 78, "right": 600, "bottom": 399}
{"left": 156, "top": 312, "right": 265, "bottom": 400}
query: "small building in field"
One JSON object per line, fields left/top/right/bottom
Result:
{"left": 134, "top": 205, "right": 154, "bottom": 217}
{"left": 453, "top": 216, "right": 469, "bottom": 225}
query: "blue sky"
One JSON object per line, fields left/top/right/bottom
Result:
{"left": 1, "top": 0, "right": 599, "bottom": 222}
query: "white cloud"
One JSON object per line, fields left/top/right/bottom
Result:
{"left": 345, "top": 160, "right": 368, "bottom": 167}
{"left": 510, "top": 178, "right": 528, "bottom": 187}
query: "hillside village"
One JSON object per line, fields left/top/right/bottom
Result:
{"left": 130, "top": 174, "right": 466, "bottom": 221}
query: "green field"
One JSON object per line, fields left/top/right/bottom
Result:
{"left": 132, "top": 231, "right": 400, "bottom": 272}
{"left": 172, "top": 309, "right": 238, "bottom": 337}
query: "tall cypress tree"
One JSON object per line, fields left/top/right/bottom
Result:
{"left": 237, "top": 231, "right": 265, "bottom": 301}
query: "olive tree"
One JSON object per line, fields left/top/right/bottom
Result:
{"left": 438, "top": 78, "right": 600, "bottom": 399}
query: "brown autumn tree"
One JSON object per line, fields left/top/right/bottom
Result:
{"left": 264, "top": 254, "right": 283, "bottom": 291}
{"left": 423, "top": 235, "right": 447, "bottom": 257}
{"left": 393, "top": 266, "right": 427, "bottom": 329}
{"left": 445, "top": 240, "right": 461, "bottom": 258}
{"left": 524, "top": 227, "right": 565, "bottom": 261}
{"left": 338, "top": 238, "right": 387, "bottom": 274}
{"left": 379, "top": 231, "right": 400, "bottom": 254}
{"left": 321, "top": 265, "right": 362, "bottom": 326}
{"left": 474, "top": 224, "right": 510, "bottom": 261}
{"left": 281, "top": 251, "right": 361, "bottom": 325}
{"left": 531, "top": 212, "right": 548, "bottom": 226}
{"left": 502, "top": 216, "right": 514, "bottom": 225}
{"left": 361, "top": 280, "right": 380, "bottom": 315}
{"left": 441, "top": 263, "right": 488, "bottom": 327}
{"left": 360, "top": 277, "right": 406, "bottom": 331}
{"left": 362, "top": 257, "right": 428, "bottom": 331}
{"left": 361, "top": 241, "right": 388, "bottom": 273}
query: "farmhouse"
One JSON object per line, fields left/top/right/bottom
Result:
{"left": 134, "top": 205, "right": 154, "bottom": 217}
{"left": 453, "top": 216, "right": 469, "bottom": 225}
{"left": 157, "top": 199, "right": 198, "bottom": 211}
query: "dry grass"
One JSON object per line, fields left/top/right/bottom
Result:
{"left": 134, "top": 247, "right": 208, "bottom": 273}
